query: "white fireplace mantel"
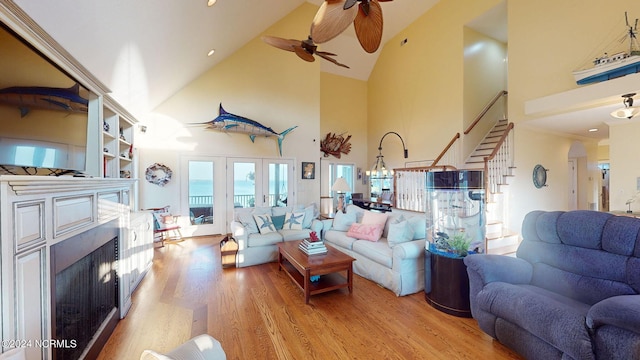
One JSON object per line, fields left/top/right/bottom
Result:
{"left": 0, "top": 175, "right": 151, "bottom": 359}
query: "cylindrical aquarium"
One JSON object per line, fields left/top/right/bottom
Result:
{"left": 425, "top": 170, "right": 485, "bottom": 257}
{"left": 424, "top": 170, "right": 485, "bottom": 317}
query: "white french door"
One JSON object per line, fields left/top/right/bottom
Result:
{"left": 180, "top": 156, "right": 226, "bottom": 235}
{"left": 226, "top": 158, "right": 294, "bottom": 216}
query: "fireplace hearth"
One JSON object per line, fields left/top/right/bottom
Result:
{"left": 50, "top": 220, "right": 120, "bottom": 360}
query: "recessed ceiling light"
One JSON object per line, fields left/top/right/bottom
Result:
{"left": 207, "top": 0, "right": 217, "bottom": 6}
{"left": 207, "top": 49, "right": 215, "bottom": 57}
{"left": 588, "top": 128, "right": 598, "bottom": 132}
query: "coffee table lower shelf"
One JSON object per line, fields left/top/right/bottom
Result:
{"left": 280, "top": 259, "right": 351, "bottom": 300}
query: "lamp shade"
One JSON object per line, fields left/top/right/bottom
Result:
{"left": 331, "top": 177, "right": 351, "bottom": 193}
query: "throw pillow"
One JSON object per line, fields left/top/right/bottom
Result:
{"left": 333, "top": 210, "right": 356, "bottom": 231}
{"left": 387, "top": 220, "right": 416, "bottom": 247}
{"left": 237, "top": 212, "right": 259, "bottom": 234}
{"left": 272, "top": 214, "right": 286, "bottom": 230}
{"left": 407, "top": 216, "right": 426, "bottom": 240}
{"left": 361, "top": 211, "right": 389, "bottom": 226}
{"left": 283, "top": 212, "right": 304, "bottom": 230}
{"left": 253, "top": 214, "right": 276, "bottom": 234}
{"left": 302, "top": 205, "right": 316, "bottom": 229}
{"left": 346, "top": 223, "right": 384, "bottom": 242}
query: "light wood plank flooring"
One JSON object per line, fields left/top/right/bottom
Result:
{"left": 97, "top": 236, "right": 522, "bottom": 359}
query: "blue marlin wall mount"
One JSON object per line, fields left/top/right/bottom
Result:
{"left": 0, "top": 83, "right": 88, "bottom": 117}
{"left": 191, "top": 103, "right": 297, "bottom": 156}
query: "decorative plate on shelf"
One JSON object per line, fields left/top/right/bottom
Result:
{"left": 532, "top": 164, "right": 548, "bottom": 188}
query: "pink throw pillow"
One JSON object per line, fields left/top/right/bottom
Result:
{"left": 347, "top": 223, "right": 384, "bottom": 242}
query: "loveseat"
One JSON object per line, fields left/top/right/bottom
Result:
{"left": 230, "top": 204, "right": 323, "bottom": 267}
{"left": 464, "top": 210, "right": 640, "bottom": 360}
{"left": 322, "top": 205, "right": 426, "bottom": 296}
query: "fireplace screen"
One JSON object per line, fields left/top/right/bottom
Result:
{"left": 54, "top": 237, "right": 118, "bottom": 359}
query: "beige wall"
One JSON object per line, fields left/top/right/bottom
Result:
{"left": 462, "top": 26, "right": 508, "bottom": 159}
{"left": 137, "top": 3, "right": 322, "bottom": 215}
{"left": 319, "top": 72, "right": 368, "bottom": 196}
{"left": 367, "top": 0, "right": 613, "bottom": 233}
{"left": 132, "top": 0, "right": 638, "bottom": 234}
{"left": 610, "top": 121, "right": 640, "bottom": 212}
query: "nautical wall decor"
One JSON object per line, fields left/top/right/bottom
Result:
{"left": 573, "top": 12, "right": 640, "bottom": 85}
{"left": 191, "top": 103, "right": 297, "bottom": 156}
{"left": 146, "top": 163, "right": 172, "bottom": 187}
{"left": 0, "top": 83, "right": 88, "bottom": 117}
{"left": 320, "top": 132, "right": 352, "bottom": 158}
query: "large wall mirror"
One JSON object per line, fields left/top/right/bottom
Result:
{"left": 0, "top": 22, "right": 94, "bottom": 175}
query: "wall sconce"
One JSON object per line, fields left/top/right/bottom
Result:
{"left": 365, "top": 131, "right": 409, "bottom": 178}
{"left": 331, "top": 177, "right": 351, "bottom": 213}
{"left": 610, "top": 93, "right": 640, "bottom": 119}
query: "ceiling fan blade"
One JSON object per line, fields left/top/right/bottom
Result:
{"left": 311, "top": 0, "right": 358, "bottom": 44}
{"left": 316, "top": 51, "right": 350, "bottom": 69}
{"left": 293, "top": 45, "right": 316, "bottom": 62}
{"left": 354, "top": 0, "right": 383, "bottom": 53}
{"left": 262, "top": 36, "right": 299, "bottom": 52}
{"left": 343, "top": 0, "right": 358, "bottom": 10}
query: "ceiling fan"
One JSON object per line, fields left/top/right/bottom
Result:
{"left": 311, "top": 0, "right": 392, "bottom": 53}
{"left": 262, "top": 35, "right": 349, "bottom": 68}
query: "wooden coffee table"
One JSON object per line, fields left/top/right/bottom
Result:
{"left": 277, "top": 240, "right": 355, "bottom": 304}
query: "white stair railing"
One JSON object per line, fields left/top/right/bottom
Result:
{"left": 484, "top": 123, "right": 514, "bottom": 200}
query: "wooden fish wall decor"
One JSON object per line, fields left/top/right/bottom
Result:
{"left": 320, "top": 132, "right": 352, "bottom": 158}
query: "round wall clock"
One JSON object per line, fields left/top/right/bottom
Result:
{"left": 532, "top": 164, "right": 548, "bottom": 188}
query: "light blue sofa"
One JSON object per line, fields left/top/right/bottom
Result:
{"left": 464, "top": 210, "right": 640, "bottom": 360}
{"left": 323, "top": 205, "right": 426, "bottom": 296}
{"left": 230, "top": 204, "right": 323, "bottom": 268}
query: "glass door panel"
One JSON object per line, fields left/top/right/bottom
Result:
{"left": 188, "top": 161, "right": 214, "bottom": 225}
{"left": 267, "top": 162, "right": 290, "bottom": 207}
{"left": 233, "top": 162, "right": 257, "bottom": 208}
{"left": 181, "top": 156, "right": 226, "bottom": 235}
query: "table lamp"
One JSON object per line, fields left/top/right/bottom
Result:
{"left": 331, "top": 177, "right": 351, "bottom": 213}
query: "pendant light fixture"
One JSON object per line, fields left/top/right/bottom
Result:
{"left": 610, "top": 93, "right": 640, "bottom": 119}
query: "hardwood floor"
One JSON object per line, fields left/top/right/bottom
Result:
{"left": 97, "top": 236, "right": 522, "bottom": 359}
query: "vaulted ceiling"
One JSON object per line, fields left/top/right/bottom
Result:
{"left": 11, "top": 0, "right": 446, "bottom": 118}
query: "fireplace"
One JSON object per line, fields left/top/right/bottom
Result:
{"left": 50, "top": 219, "right": 120, "bottom": 360}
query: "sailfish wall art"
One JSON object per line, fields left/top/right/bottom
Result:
{"left": 191, "top": 103, "right": 297, "bottom": 156}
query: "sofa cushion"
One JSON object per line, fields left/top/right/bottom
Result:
{"left": 407, "top": 216, "right": 426, "bottom": 240}
{"left": 280, "top": 228, "right": 311, "bottom": 241}
{"left": 388, "top": 220, "right": 415, "bottom": 247}
{"left": 324, "top": 229, "right": 357, "bottom": 250}
{"left": 352, "top": 239, "right": 393, "bottom": 268}
{"left": 271, "top": 206, "right": 292, "bottom": 217}
{"left": 478, "top": 282, "right": 593, "bottom": 360}
{"left": 361, "top": 211, "right": 388, "bottom": 226}
{"left": 346, "top": 223, "right": 384, "bottom": 242}
{"left": 302, "top": 205, "right": 316, "bottom": 229}
{"left": 247, "top": 232, "right": 283, "bottom": 247}
{"left": 254, "top": 214, "right": 276, "bottom": 234}
{"left": 283, "top": 212, "right": 304, "bottom": 230}
{"left": 333, "top": 211, "right": 356, "bottom": 231}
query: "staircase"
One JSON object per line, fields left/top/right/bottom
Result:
{"left": 462, "top": 118, "right": 519, "bottom": 256}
